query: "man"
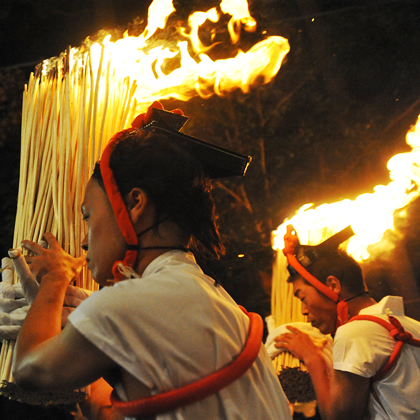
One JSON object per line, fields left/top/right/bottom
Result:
{"left": 275, "top": 225, "right": 420, "bottom": 420}
{"left": 11, "top": 103, "right": 292, "bottom": 420}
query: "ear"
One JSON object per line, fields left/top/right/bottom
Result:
{"left": 326, "top": 275, "right": 342, "bottom": 295}
{"left": 125, "top": 188, "right": 148, "bottom": 225}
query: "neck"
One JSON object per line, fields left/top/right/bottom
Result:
{"left": 346, "top": 293, "right": 377, "bottom": 318}
{"left": 134, "top": 219, "right": 189, "bottom": 276}
{"left": 135, "top": 249, "right": 171, "bottom": 276}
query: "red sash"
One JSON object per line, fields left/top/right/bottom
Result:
{"left": 348, "top": 314, "right": 420, "bottom": 381}
{"left": 111, "top": 306, "right": 263, "bottom": 417}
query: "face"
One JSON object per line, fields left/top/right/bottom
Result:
{"left": 292, "top": 277, "right": 337, "bottom": 335}
{"left": 81, "top": 178, "right": 127, "bottom": 286}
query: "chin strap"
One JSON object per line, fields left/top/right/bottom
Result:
{"left": 348, "top": 314, "right": 420, "bottom": 381}
{"left": 110, "top": 306, "right": 263, "bottom": 418}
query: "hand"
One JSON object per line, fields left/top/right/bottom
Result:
{"left": 61, "top": 285, "right": 93, "bottom": 326}
{"left": 0, "top": 256, "right": 92, "bottom": 339}
{"left": 274, "top": 325, "right": 328, "bottom": 363}
{"left": 21, "top": 232, "right": 86, "bottom": 285}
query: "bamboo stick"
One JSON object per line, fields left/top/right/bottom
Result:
{"left": 0, "top": 33, "right": 144, "bottom": 387}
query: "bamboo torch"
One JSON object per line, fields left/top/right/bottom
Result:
{"left": 269, "top": 227, "right": 337, "bottom": 409}
{"left": 0, "top": 46, "right": 141, "bottom": 400}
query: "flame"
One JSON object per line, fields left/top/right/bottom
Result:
{"left": 21, "top": 0, "right": 289, "bottom": 259}
{"left": 272, "top": 115, "right": 420, "bottom": 262}
{"left": 42, "top": 0, "right": 289, "bottom": 110}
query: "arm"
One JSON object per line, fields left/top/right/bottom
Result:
{"left": 276, "top": 326, "right": 331, "bottom": 418}
{"left": 328, "top": 369, "right": 370, "bottom": 420}
{"left": 12, "top": 233, "right": 118, "bottom": 391}
{"left": 276, "top": 326, "right": 370, "bottom": 420}
{"left": 14, "top": 320, "right": 118, "bottom": 391}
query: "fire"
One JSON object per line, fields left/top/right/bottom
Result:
{"left": 15, "top": 0, "right": 289, "bottom": 270}
{"left": 42, "top": 0, "right": 289, "bottom": 110}
{"left": 1, "top": 0, "right": 289, "bottom": 386}
{"left": 272, "top": 115, "right": 420, "bottom": 262}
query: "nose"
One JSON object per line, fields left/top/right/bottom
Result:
{"left": 81, "top": 234, "right": 88, "bottom": 251}
{"left": 301, "top": 301, "right": 309, "bottom": 316}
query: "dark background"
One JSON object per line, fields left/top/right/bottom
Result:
{"left": 1, "top": 0, "right": 420, "bottom": 418}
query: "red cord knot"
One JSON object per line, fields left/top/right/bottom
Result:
{"left": 390, "top": 328, "right": 413, "bottom": 342}
{"left": 388, "top": 315, "right": 413, "bottom": 342}
{"left": 112, "top": 261, "right": 126, "bottom": 281}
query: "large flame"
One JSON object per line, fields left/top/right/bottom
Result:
{"left": 42, "top": 0, "right": 289, "bottom": 109}
{"left": 16, "top": 0, "right": 289, "bottom": 268}
{"left": 272, "top": 115, "right": 420, "bottom": 261}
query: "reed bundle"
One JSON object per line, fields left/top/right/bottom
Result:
{"left": 0, "top": 44, "right": 144, "bottom": 385}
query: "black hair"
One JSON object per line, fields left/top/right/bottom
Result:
{"left": 92, "top": 128, "right": 225, "bottom": 260}
{"left": 288, "top": 249, "right": 366, "bottom": 295}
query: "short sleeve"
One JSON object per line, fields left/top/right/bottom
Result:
{"left": 333, "top": 320, "right": 394, "bottom": 378}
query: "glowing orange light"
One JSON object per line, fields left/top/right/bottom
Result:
{"left": 272, "top": 115, "right": 420, "bottom": 261}
{"left": 42, "top": 0, "right": 289, "bottom": 114}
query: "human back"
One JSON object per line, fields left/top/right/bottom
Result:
{"left": 333, "top": 296, "right": 420, "bottom": 419}
{"left": 70, "top": 249, "right": 290, "bottom": 419}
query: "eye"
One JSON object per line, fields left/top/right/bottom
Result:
{"left": 82, "top": 214, "right": 89, "bottom": 221}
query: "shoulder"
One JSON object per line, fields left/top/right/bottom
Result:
{"left": 333, "top": 317, "right": 395, "bottom": 377}
{"left": 335, "top": 316, "right": 395, "bottom": 349}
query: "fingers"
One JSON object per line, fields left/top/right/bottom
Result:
{"left": 20, "top": 240, "right": 46, "bottom": 256}
{"left": 286, "top": 325, "right": 300, "bottom": 333}
{"left": 74, "top": 254, "right": 87, "bottom": 269}
{"left": 42, "top": 232, "right": 61, "bottom": 250}
{"left": 65, "top": 284, "right": 92, "bottom": 300}
{"left": 20, "top": 232, "right": 57, "bottom": 255}
{"left": 274, "top": 333, "right": 292, "bottom": 349}
{"left": 61, "top": 306, "right": 74, "bottom": 328}
{"left": 274, "top": 333, "right": 293, "bottom": 342}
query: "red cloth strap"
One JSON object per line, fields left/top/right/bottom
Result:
{"left": 110, "top": 306, "right": 263, "bottom": 418}
{"left": 282, "top": 225, "right": 343, "bottom": 330}
{"left": 285, "top": 253, "right": 339, "bottom": 304}
{"left": 99, "top": 101, "right": 185, "bottom": 281}
{"left": 349, "top": 314, "right": 420, "bottom": 381}
{"left": 100, "top": 131, "right": 139, "bottom": 280}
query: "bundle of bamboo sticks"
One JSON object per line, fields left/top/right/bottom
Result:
{"left": 0, "top": 44, "right": 144, "bottom": 384}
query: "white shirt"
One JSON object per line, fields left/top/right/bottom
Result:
{"left": 333, "top": 296, "right": 420, "bottom": 419}
{"left": 69, "top": 251, "right": 291, "bottom": 420}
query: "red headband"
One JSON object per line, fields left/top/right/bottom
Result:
{"left": 282, "top": 225, "right": 348, "bottom": 329}
{"left": 100, "top": 101, "right": 184, "bottom": 281}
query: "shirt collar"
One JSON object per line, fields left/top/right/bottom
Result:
{"left": 359, "top": 295, "right": 405, "bottom": 316}
{"left": 140, "top": 250, "right": 196, "bottom": 278}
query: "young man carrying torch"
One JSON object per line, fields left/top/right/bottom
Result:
{"left": 275, "top": 225, "right": 420, "bottom": 420}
